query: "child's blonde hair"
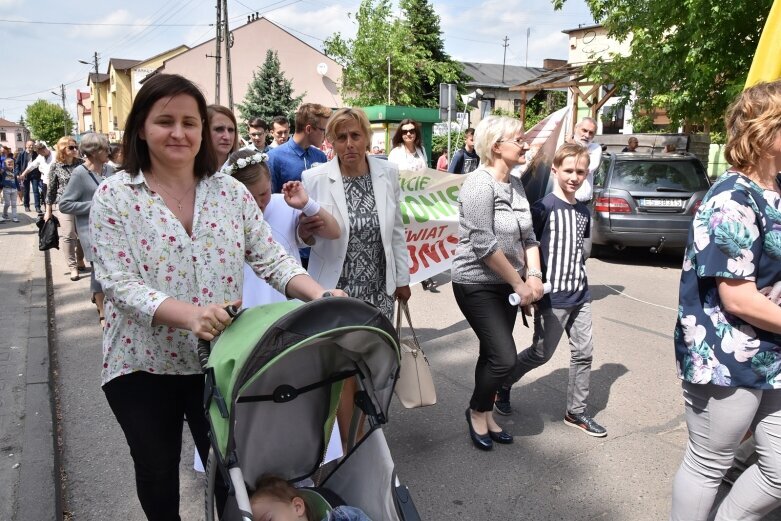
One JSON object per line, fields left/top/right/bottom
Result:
{"left": 553, "top": 142, "right": 589, "bottom": 168}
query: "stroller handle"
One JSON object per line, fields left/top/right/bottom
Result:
{"left": 197, "top": 305, "right": 239, "bottom": 369}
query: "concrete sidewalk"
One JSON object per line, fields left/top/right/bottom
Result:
{"left": 0, "top": 209, "right": 58, "bottom": 521}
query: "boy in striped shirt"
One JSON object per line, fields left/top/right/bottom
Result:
{"left": 495, "top": 142, "right": 606, "bottom": 437}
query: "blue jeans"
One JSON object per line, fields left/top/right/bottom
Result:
{"left": 324, "top": 506, "right": 372, "bottom": 521}
{"left": 23, "top": 177, "right": 41, "bottom": 210}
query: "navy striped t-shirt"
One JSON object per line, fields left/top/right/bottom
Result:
{"left": 531, "top": 192, "right": 591, "bottom": 308}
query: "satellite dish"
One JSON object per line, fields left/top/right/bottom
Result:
{"left": 317, "top": 63, "right": 328, "bottom": 76}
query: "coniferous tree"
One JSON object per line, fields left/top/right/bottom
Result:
{"left": 236, "top": 49, "right": 304, "bottom": 134}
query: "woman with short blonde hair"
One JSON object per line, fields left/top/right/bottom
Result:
{"left": 452, "top": 115, "right": 543, "bottom": 451}
{"left": 671, "top": 79, "right": 781, "bottom": 519}
{"left": 46, "top": 135, "right": 85, "bottom": 280}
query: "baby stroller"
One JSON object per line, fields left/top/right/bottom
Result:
{"left": 199, "top": 297, "right": 421, "bottom": 521}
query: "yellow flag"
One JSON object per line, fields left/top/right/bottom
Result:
{"left": 746, "top": 0, "right": 781, "bottom": 88}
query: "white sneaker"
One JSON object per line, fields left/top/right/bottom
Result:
{"left": 0, "top": 217, "right": 7, "bottom": 223}
{"left": 12, "top": 218, "right": 19, "bottom": 222}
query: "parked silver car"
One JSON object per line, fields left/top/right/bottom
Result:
{"left": 590, "top": 152, "right": 711, "bottom": 254}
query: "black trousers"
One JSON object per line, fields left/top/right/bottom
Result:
{"left": 453, "top": 282, "right": 518, "bottom": 412}
{"left": 103, "top": 371, "right": 215, "bottom": 521}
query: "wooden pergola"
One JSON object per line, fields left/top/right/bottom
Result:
{"left": 509, "top": 63, "right": 617, "bottom": 135}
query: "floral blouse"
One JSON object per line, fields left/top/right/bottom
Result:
{"left": 675, "top": 171, "right": 781, "bottom": 389}
{"left": 90, "top": 170, "right": 306, "bottom": 385}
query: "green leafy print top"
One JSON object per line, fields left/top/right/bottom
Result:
{"left": 675, "top": 171, "right": 781, "bottom": 389}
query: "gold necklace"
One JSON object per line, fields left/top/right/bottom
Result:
{"left": 148, "top": 174, "right": 196, "bottom": 212}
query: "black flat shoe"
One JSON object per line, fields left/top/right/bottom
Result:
{"left": 489, "top": 429, "right": 514, "bottom": 444}
{"left": 465, "top": 408, "right": 493, "bottom": 451}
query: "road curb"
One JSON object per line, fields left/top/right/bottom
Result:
{"left": 16, "top": 247, "right": 61, "bottom": 520}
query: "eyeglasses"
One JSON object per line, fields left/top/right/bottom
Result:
{"left": 497, "top": 138, "right": 526, "bottom": 148}
{"left": 67, "top": 145, "right": 79, "bottom": 151}
{"left": 401, "top": 128, "right": 416, "bottom": 135}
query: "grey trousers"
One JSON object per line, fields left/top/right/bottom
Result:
{"left": 670, "top": 382, "right": 781, "bottom": 521}
{"left": 55, "top": 208, "right": 84, "bottom": 270}
{"left": 507, "top": 301, "right": 594, "bottom": 415}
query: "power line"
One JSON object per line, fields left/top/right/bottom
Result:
{"left": 0, "top": 18, "right": 211, "bottom": 27}
{"left": 2, "top": 78, "right": 84, "bottom": 101}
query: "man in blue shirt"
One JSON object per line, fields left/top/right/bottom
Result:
{"left": 268, "top": 103, "right": 331, "bottom": 193}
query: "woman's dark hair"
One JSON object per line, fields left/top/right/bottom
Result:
{"left": 391, "top": 118, "right": 422, "bottom": 149}
{"left": 122, "top": 74, "right": 217, "bottom": 178}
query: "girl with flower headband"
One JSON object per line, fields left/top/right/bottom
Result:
{"left": 224, "top": 148, "right": 340, "bottom": 305}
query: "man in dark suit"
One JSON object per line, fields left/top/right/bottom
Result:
{"left": 15, "top": 140, "right": 40, "bottom": 212}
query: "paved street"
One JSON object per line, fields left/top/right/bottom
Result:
{"left": 47, "top": 245, "right": 781, "bottom": 520}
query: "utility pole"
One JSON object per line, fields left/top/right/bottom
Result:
{"left": 525, "top": 28, "right": 530, "bottom": 67}
{"left": 80, "top": 53, "right": 101, "bottom": 132}
{"left": 214, "top": 0, "right": 222, "bottom": 104}
{"left": 222, "top": 0, "right": 234, "bottom": 110}
{"left": 51, "top": 84, "right": 67, "bottom": 135}
{"left": 501, "top": 36, "right": 509, "bottom": 84}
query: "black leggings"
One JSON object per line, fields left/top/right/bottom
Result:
{"left": 453, "top": 282, "right": 518, "bottom": 412}
{"left": 103, "top": 371, "right": 214, "bottom": 521}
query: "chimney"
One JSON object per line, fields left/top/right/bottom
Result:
{"left": 543, "top": 58, "right": 567, "bottom": 69}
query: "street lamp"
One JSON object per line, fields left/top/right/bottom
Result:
{"left": 80, "top": 54, "right": 101, "bottom": 133}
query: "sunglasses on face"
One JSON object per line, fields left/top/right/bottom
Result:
{"left": 67, "top": 145, "right": 79, "bottom": 151}
{"left": 401, "top": 128, "right": 416, "bottom": 135}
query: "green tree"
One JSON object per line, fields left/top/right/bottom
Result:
{"left": 324, "top": 0, "right": 420, "bottom": 106}
{"left": 236, "top": 49, "right": 304, "bottom": 134}
{"left": 552, "top": 0, "right": 773, "bottom": 131}
{"left": 24, "top": 100, "right": 74, "bottom": 145}
{"left": 325, "top": 0, "right": 459, "bottom": 107}
{"left": 399, "top": 0, "right": 463, "bottom": 107}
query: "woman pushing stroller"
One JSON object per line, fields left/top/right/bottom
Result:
{"left": 90, "top": 73, "right": 345, "bottom": 520}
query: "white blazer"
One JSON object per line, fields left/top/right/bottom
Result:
{"left": 302, "top": 155, "right": 411, "bottom": 295}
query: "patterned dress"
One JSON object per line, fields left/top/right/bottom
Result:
{"left": 675, "top": 171, "right": 781, "bottom": 389}
{"left": 337, "top": 174, "right": 394, "bottom": 320}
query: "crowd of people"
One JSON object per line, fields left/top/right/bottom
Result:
{"left": 5, "top": 72, "right": 781, "bottom": 520}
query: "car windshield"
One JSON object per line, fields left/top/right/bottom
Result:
{"left": 611, "top": 160, "right": 709, "bottom": 192}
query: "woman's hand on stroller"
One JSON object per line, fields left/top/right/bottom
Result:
{"left": 322, "top": 289, "right": 348, "bottom": 298}
{"left": 189, "top": 300, "right": 241, "bottom": 340}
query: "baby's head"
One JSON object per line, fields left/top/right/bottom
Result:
{"left": 250, "top": 476, "right": 312, "bottom": 521}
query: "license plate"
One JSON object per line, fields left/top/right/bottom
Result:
{"left": 642, "top": 198, "right": 682, "bottom": 207}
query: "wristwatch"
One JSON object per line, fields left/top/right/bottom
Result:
{"left": 526, "top": 268, "right": 543, "bottom": 280}
{"left": 321, "top": 291, "right": 334, "bottom": 298}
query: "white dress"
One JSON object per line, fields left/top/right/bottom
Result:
{"left": 242, "top": 194, "right": 302, "bottom": 307}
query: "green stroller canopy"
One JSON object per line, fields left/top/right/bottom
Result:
{"left": 205, "top": 298, "right": 400, "bottom": 483}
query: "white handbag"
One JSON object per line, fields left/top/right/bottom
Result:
{"left": 394, "top": 301, "right": 437, "bottom": 408}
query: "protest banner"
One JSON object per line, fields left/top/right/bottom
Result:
{"left": 399, "top": 106, "right": 569, "bottom": 284}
